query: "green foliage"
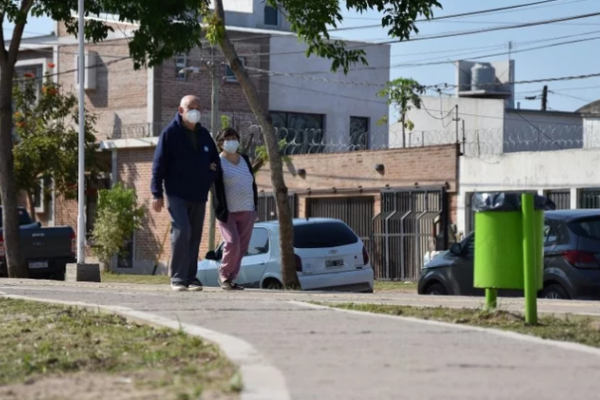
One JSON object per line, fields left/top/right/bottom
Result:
{"left": 255, "top": 140, "right": 291, "bottom": 165}
{"left": 268, "top": 0, "right": 442, "bottom": 73}
{"left": 92, "top": 184, "right": 145, "bottom": 268}
{"left": 376, "top": 77, "right": 426, "bottom": 130}
{"left": 3, "top": 1, "right": 207, "bottom": 70}
{"left": 12, "top": 65, "right": 101, "bottom": 201}
{"left": 220, "top": 115, "right": 230, "bottom": 129}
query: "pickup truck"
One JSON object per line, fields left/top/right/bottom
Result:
{"left": 0, "top": 206, "right": 76, "bottom": 280}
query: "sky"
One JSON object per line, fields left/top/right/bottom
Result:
{"left": 5, "top": 0, "right": 600, "bottom": 112}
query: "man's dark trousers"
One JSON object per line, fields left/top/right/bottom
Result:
{"left": 167, "top": 195, "right": 206, "bottom": 285}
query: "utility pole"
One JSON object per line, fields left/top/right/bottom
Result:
{"left": 541, "top": 85, "right": 548, "bottom": 111}
{"left": 453, "top": 105, "right": 460, "bottom": 144}
{"left": 208, "top": 48, "right": 220, "bottom": 251}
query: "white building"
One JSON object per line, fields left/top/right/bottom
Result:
{"left": 398, "top": 60, "right": 585, "bottom": 156}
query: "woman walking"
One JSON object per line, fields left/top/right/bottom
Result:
{"left": 213, "top": 127, "right": 258, "bottom": 290}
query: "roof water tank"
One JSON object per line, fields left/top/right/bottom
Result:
{"left": 471, "top": 63, "right": 496, "bottom": 91}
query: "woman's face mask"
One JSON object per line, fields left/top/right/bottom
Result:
{"left": 223, "top": 139, "right": 240, "bottom": 154}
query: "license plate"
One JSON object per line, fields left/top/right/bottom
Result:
{"left": 326, "top": 259, "right": 344, "bottom": 268}
{"left": 29, "top": 261, "right": 48, "bottom": 269}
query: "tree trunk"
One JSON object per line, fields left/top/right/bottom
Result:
{"left": 0, "top": 65, "right": 27, "bottom": 278}
{"left": 213, "top": 0, "right": 300, "bottom": 288}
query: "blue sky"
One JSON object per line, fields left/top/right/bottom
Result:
{"left": 6, "top": 0, "right": 600, "bottom": 112}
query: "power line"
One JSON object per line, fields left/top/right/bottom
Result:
{"left": 330, "top": 0, "right": 567, "bottom": 32}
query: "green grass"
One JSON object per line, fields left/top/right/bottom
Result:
{"left": 101, "top": 271, "right": 170, "bottom": 285}
{"left": 0, "top": 298, "right": 240, "bottom": 399}
{"left": 330, "top": 302, "right": 600, "bottom": 349}
{"left": 373, "top": 280, "right": 417, "bottom": 293}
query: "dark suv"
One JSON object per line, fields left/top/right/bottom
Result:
{"left": 418, "top": 209, "right": 600, "bottom": 300}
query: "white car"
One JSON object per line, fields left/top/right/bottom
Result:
{"left": 197, "top": 218, "right": 374, "bottom": 292}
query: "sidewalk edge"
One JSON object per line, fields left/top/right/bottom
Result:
{"left": 0, "top": 293, "right": 291, "bottom": 400}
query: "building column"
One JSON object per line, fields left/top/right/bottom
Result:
{"left": 570, "top": 188, "right": 578, "bottom": 209}
{"left": 111, "top": 149, "right": 118, "bottom": 187}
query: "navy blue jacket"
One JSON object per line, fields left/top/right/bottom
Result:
{"left": 151, "top": 114, "right": 220, "bottom": 203}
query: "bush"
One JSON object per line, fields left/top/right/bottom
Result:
{"left": 92, "top": 184, "right": 145, "bottom": 271}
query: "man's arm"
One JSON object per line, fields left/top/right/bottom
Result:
{"left": 151, "top": 131, "right": 168, "bottom": 199}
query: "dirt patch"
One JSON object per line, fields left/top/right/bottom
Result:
{"left": 0, "top": 372, "right": 237, "bottom": 400}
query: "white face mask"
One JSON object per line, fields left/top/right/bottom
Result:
{"left": 223, "top": 140, "right": 240, "bottom": 154}
{"left": 185, "top": 109, "right": 201, "bottom": 124}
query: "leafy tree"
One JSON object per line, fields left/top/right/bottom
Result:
{"left": 92, "top": 183, "right": 145, "bottom": 271}
{"left": 203, "top": 0, "right": 441, "bottom": 288}
{"left": 377, "top": 78, "right": 426, "bottom": 148}
{"left": 0, "top": 0, "right": 206, "bottom": 278}
{"left": 0, "top": 0, "right": 441, "bottom": 281}
{"left": 12, "top": 64, "right": 101, "bottom": 220}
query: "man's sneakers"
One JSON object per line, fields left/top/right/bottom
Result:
{"left": 171, "top": 279, "right": 203, "bottom": 292}
{"left": 171, "top": 281, "right": 188, "bottom": 292}
{"left": 188, "top": 278, "right": 204, "bottom": 292}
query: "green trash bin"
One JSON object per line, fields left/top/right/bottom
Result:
{"left": 473, "top": 193, "right": 553, "bottom": 291}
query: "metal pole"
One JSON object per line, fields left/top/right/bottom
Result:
{"left": 522, "top": 193, "right": 538, "bottom": 324}
{"left": 208, "top": 50, "right": 219, "bottom": 251}
{"left": 76, "top": 0, "right": 86, "bottom": 264}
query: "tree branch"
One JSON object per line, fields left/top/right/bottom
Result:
{"left": 8, "top": 0, "right": 35, "bottom": 65}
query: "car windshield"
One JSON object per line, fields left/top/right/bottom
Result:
{"left": 0, "top": 208, "right": 34, "bottom": 228}
{"left": 569, "top": 216, "right": 600, "bottom": 240}
{"left": 293, "top": 221, "right": 359, "bottom": 248}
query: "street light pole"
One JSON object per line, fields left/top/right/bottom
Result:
{"left": 76, "top": 0, "right": 86, "bottom": 263}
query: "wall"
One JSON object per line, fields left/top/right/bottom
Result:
{"left": 457, "top": 148, "right": 600, "bottom": 234}
{"left": 157, "top": 31, "right": 269, "bottom": 134}
{"left": 503, "top": 109, "right": 583, "bottom": 153}
{"left": 208, "top": 0, "right": 292, "bottom": 30}
{"left": 268, "top": 36, "right": 390, "bottom": 150}
{"left": 254, "top": 145, "right": 459, "bottom": 193}
{"left": 583, "top": 117, "right": 600, "bottom": 148}
{"left": 56, "top": 39, "right": 148, "bottom": 140}
{"left": 401, "top": 96, "right": 505, "bottom": 156}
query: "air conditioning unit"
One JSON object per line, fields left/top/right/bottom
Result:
{"left": 74, "top": 51, "right": 98, "bottom": 91}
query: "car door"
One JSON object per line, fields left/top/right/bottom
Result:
{"left": 452, "top": 234, "right": 478, "bottom": 295}
{"left": 200, "top": 244, "right": 222, "bottom": 287}
{"left": 237, "top": 227, "right": 270, "bottom": 287}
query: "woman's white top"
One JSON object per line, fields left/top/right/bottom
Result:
{"left": 220, "top": 155, "right": 255, "bottom": 212}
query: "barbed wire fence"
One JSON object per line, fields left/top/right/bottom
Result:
{"left": 103, "top": 122, "right": 595, "bottom": 158}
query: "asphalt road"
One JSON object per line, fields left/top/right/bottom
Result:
{"left": 2, "top": 279, "right": 600, "bottom": 400}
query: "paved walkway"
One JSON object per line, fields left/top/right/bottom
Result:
{"left": 2, "top": 279, "right": 600, "bottom": 400}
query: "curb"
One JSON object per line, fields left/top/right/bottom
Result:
{"left": 0, "top": 292, "right": 291, "bottom": 400}
{"left": 290, "top": 300, "right": 600, "bottom": 357}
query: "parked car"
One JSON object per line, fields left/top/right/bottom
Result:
{"left": 418, "top": 209, "right": 600, "bottom": 300}
{"left": 0, "top": 206, "right": 76, "bottom": 280}
{"left": 197, "top": 218, "right": 374, "bottom": 292}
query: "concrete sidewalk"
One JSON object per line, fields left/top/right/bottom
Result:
{"left": 2, "top": 280, "right": 600, "bottom": 400}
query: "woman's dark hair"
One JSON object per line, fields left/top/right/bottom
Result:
{"left": 216, "top": 127, "right": 240, "bottom": 147}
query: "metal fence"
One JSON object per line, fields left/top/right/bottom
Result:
{"left": 579, "top": 188, "right": 600, "bottom": 209}
{"left": 305, "top": 196, "right": 375, "bottom": 258}
{"left": 545, "top": 190, "right": 571, "bottom": 210}
{"left": 256, "top": 193, "right": 297, "bottom": 222}
{"left": 373, "top": 188, "right": 447, "bottom": 281}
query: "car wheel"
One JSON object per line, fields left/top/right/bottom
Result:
{"left": 425, "top": 283, "right": 448, "bottom": 295}
{"left": 541, "top": 284, "right": 570, "bottom": 300}
{"left": 262, "top": 278, "right": 283, "bottom": 290}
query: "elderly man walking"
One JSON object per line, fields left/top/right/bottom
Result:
{"left": 151, "top": 95, "right": 220, "bottom": 291}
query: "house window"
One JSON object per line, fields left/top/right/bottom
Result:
{"left": 175, "top": 54, "right": 187, "bottom": 80}
{"left": 264, "top": 5, "right": 278, "bottom": 26}
{"left": 350, "top": 116, "right": 369, "bottom": 151}
{"left": 15, "top": 64, "right": 44, "bottom": 99}
{"left": 225, "top": 58, "right": 245, "bottom": 82}
{"left": 270, "top": 111, "right": 325, "bottom": 154}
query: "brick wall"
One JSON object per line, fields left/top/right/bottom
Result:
{"left": 156, "top": 31, "right": 270, "bottom": 130}
{"left": 254, "top": 145, "right": 459, "bottom": 193}
{"left": 56, "top": 40, "right": 148, "bottom": 141}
